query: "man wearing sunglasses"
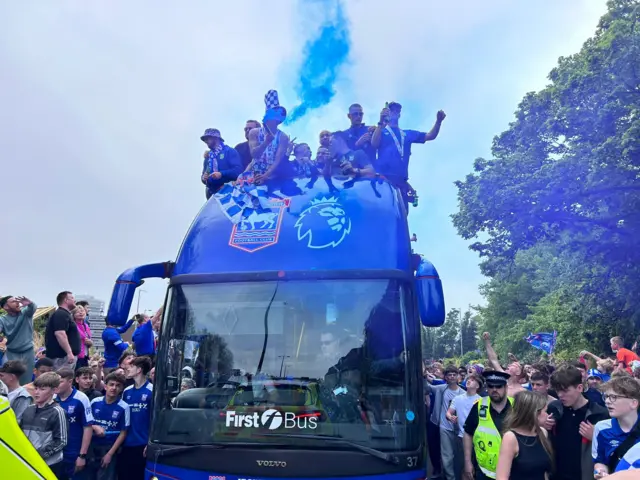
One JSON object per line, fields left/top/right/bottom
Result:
{"left": 463, "top": 370, "right": 513, "bottom": 480}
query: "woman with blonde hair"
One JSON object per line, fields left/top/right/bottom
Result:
{"left": 496, "top": 390, "right": 553, "bottom": 480}
{"left": 71, "top": 305, "right": 92, "bottom": 368}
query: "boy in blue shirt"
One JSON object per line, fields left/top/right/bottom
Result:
{"left": 55, "top": 367, "right": 93, "bottom": 479}
{"left": 119, "top": 356, "right": 153, "bottom": 480}
{"left": 593, "top": 376, "right": 640, "bottom": 476}
{"left": 89, "top": 372, "right": 130, "bottom": 480}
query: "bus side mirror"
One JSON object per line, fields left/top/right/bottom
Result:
{"left": 415, "top": 256, "right": 445, "bottom": 327}
{"left": 106, "top": 262, "right": 173, "bottom": 326}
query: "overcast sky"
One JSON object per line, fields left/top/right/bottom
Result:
{"left": 0, "top": 1, "right": 607, "bottom": 316}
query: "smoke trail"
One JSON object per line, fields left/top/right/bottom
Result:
{"left": 286, "top": 0, "right": 351, "bottom": 124}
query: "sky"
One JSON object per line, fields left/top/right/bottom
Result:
{"left": 0, "top": 0, "right": 608, "bottom": 317}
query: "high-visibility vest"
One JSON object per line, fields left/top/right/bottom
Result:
{"left": 473, "top": 396, "right": 514, "bottom": 479}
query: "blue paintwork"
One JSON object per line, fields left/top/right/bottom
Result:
{"left": 173, "top": 177, "right": 410, "bottom": 276}
{"left": 415, "top": 256, "right": 445, "bottom": 327}
{"left": 106, "top": 262, "right": 172, "bottom": 325}
{"left": 106, "top": 177, "right": 445, "bottom": 326}
{"left": 145, "top": 465, "right": 425, "bottom": 480}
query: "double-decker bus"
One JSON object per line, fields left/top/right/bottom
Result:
{"left": 105, "top": 176, "right": 445, "bottom": 480}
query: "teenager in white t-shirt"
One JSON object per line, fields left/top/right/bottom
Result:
{"left": 447, "top": 373, "right": 483, "bottom": 438}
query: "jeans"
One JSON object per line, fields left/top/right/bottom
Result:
{"left": 117, "top": 445, "right": 147, "bottom": 480}
{"left": 51, "top": 356, "right": 77, "bottom": 371}
{"left": 6, "top": 347, "right": 34, "bottom": 385}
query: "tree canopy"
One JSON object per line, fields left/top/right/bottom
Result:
{"left": 452, "top": 0, "right": 640, "bottom": 359}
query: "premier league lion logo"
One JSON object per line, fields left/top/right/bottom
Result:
{"left": 295, "top": 196, "right": 351, "bottom": 249}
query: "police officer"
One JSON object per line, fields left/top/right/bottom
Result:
{"left": 463, "top": 371, "right": 513, "bottom": 480}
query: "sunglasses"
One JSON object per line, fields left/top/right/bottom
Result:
{"left": 487, "top": 384, "right": 504, "bottom": 390}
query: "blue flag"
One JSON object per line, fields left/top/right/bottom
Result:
{"left": 525, "top": 331, "right": 557, "bottom": 355}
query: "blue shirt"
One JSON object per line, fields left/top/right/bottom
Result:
{"left": 90, "top": 396, "right": 130, "bottom": 447}
{"left": 122, "top": 381, "right": 153, "bottom": 447}
{"left": 56, "top": 388, "right": 93, "bottom": 462}
{"left": 593, "top": 417, "right": 640, "bottom": 471}
{"left": 132, "top": 321, "right": 155, "bottom": 356}
{"left": 375, "top": 127, "right": 425, "bottom": 182}
{"left": 102, "top": 319, "right": 134, "bottom": 368}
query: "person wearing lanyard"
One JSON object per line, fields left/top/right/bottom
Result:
{"left": 200, "top": 128, "right": 243, "bottom": 200}
{"left": 371, "top": 102, "right": 446, "bottom": 211}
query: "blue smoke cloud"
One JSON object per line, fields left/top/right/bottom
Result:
{"left": 286, "top": 0, "right": 351, "bottom": 124}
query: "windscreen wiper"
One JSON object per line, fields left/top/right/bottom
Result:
{"left": 260, "top": 433, "right": 399, "bottom": 465}
{"left": 150, "top": 443, "right": 228, "bottom": 459}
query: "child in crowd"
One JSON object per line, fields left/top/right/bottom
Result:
{"left": 75, "top": 366, "right": 103, "bottom": 401}
{"left": 88, "top": 372, "right": 130, "bottom": 480}
{"left": 119, "top": 356, "right": 153, "bottom": 480}
{"left": 55, "top": 367, "right": 94, "bottom": 479}
{"left": 20, "top": 371, "right": 68, "bottom": 478}
{"left": 0, "top": 360, "right": 32, "bottom": 422}
{"left": 593, "top": 376, "right": 640, "bottom": 476}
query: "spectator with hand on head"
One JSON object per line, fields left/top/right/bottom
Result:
{"left": 0, "top": 295, "right": 37, "bottom": 384}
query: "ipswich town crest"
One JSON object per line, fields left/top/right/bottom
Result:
{"left": 229, "top": 198, "right": 291, "bottom": 253}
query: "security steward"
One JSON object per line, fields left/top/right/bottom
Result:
{"left": 462, "top": 370, "right": 513, "bottom": 480}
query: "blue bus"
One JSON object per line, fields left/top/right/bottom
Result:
{"left": 106, "top": 176, "right": 445, "bottom": 480}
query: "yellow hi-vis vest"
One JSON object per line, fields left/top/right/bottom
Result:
{"left": 473, "top": 396, "right": 514, "bottom": 479}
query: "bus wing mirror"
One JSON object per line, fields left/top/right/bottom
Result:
{"left": 106, "top": 262, "right": 173, "bottom": 326}
{"left": 415, "top": 256, "right": 445, "bottom": 327}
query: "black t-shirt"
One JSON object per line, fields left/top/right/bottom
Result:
{"left": 550, "top": 402, "right": 588, "bottom": 480}
{"left": 45, "top": 308, "right": 81, "bottom": 358}
{"left": 342, "top": 124, "right": 376, "bottom": 163}
{"left": 234, "top": 141, "right": 252, "bottom": 170}
{"left": 326, "top": 150, "right": 372, "bottom": 176}
{"left": 464, "top": 399, "right": 512, "bottom": 436}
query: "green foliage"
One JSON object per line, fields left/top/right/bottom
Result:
{"left": 422, "top": 308, "right": 480, "bottom": 360}
{"left": 453, "top": 0, "right": 640, "bottom": 359}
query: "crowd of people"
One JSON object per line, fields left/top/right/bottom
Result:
{"left": 199, "top": 89, "right": 446, "bottom": 210}
{"left": 424, "top": 332, "right": 640, "bottom": 479}
{"left": 0, "top": 292, "right": 161, "bottom": 480}
{"left": 3, "top": 295, "right": 640, "bottom": 480}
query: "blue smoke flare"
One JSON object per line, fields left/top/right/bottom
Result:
{"left": 286, "top": 0, "right": 351, "bottom": 124}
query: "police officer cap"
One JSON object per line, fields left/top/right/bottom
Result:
{"left": 482, "top": 370, "right": 510, "bottom": 386}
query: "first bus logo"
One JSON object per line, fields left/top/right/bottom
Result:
{"left": 229, "top": 198, "right": 290, "bottom": 253}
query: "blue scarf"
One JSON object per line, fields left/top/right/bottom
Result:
{"left": 206, "top": 142, "right": 225, "bottom": 174}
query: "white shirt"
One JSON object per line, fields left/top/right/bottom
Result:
{"left": 451, "top": 393, "right": 482, "bottom": 437}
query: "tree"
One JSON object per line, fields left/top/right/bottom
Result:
{"left": 452, "top": 0, "right": 640, "bottom": 357}
{"left": 461, "top": 309, "right": 479, "bottom": 355}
